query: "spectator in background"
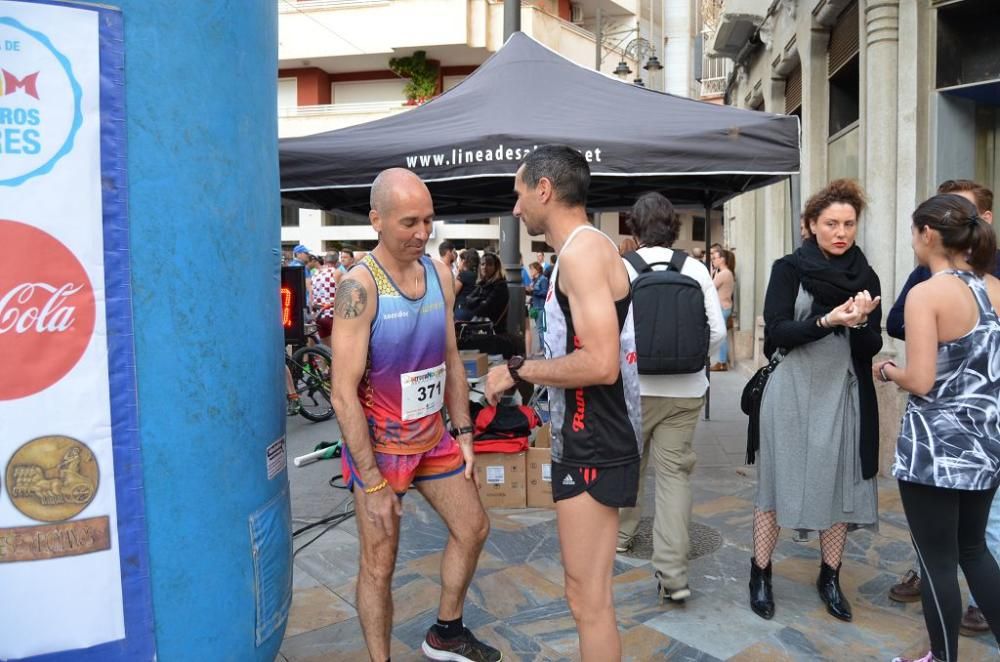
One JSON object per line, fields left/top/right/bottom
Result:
{"left": 438, "top": 240, "right": 459, "bottom": 278}
{"left": 312, "top": 253, "right": 341, "bottom": 345}
{"left": 289, "top": 244, "right": 311, "bottom": 267}
{"left": 545, "top": 253, "right": 556, "bottom": 278}
{"left": 307, "top": 254, "right": 322, "bottom": 278}
{"left": 709, "top": 242, "right": 723, "bottom": 268}
{"left": 877, "top": 193, "right": 1000, "bottom": 662}
{"left": 457, "top": 252, "right": 509, "bottom": 327}
{"left": 519, "top": 252, "right": 532, "bottom": 288}
{"left": 750, "top": 179, "right": 882, "bottom": 624}
{"left": 339, "top": 248, "right": 356, "bottom": 273}
{"left": 526, "top": 261, "right": 549, "bottom": 357}
{"left": 616, "top": 192, "right": 726, "bottom": 603}
{"left": 710, "top": 247, "right": 735, "bottom": 371}
{"left": 691, "top": 246, "right": 705, "bottom": 260}
{"left": 288, "top": 244, "right": 313, "bottom": 304}
{"left": 618, "top": 236, "right": 639, "bottom": 256}
{"left": 454, "top": 249, "right": 479, "bottom": 314}
{"left": 885, "top": 179, "right": 999, "bottom": 637}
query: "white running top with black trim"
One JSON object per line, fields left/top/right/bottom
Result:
{"left": 543, "top": 225, "right": 642, "bottom": 467}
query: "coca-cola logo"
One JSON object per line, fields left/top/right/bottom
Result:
{"left": 0, "top": 220, "right": 95, "bottom": 400}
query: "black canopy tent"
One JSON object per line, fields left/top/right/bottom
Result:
{"left": 279, "top": 32, "right": 800, "bottom": 217}
{"left": 279, "top": 32, "right": 801, "bottom": 418}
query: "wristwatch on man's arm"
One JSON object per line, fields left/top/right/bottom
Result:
{"left": 507, "top": 355, "right": 525, "bottom": 384}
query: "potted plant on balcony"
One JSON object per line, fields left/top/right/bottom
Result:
{"left": 389, "top": 50, "right": 440, "bottom": 105}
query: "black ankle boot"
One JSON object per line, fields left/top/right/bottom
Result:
{"left": 749, "top": 558, "right": 775, "bottom": 620}
{"left": 817, "top": 562, "right": 852, "bottom": 622}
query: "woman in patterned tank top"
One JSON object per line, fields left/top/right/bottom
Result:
{"left": 876, "top": 194, "right": 1000, "bottom": 662}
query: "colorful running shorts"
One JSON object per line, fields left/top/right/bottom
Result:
{"left": 342, "top": 432, "right": 465, "bottom": 495}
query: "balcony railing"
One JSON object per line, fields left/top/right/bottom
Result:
{"left": 278, "top": 101, "right": 407, "bottom": 118}
{"left": 278, "top": 0, "right": 387, "bottom": 12}
{"left": 700, "top": 76, "right": 727, "bottom": 97}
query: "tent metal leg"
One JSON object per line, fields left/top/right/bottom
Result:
{"left": 500, "top": 214, "right": 526, "bottom": 342}
{"left": 704, "top": 198, "right": 712, "bottom": 421}
{"left": 504, "top": 0, "right": 519, "bottom": 38}
{"left": 501, "top": 5, "right": 522, "bottom": 343}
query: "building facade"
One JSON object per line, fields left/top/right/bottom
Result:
{"left": 713, "top": 0, "right": 1000, "bottom": 363}
{"left": 714, "top": 0, "right": 1000, "bottom": 470}
{"left": 277, "top": 0, "right": 716, "bottom": 260}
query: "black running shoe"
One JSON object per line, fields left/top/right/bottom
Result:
{"left": 421, "top": 626, "right": 502, "bottom": 662}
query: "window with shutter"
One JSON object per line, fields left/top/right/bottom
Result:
{"left": 785, "top": 65, "right": 802, "bottom": 114}
{"left": 828, "top": 2, "right": 859, "bottom": 76}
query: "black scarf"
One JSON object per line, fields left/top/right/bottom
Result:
{"left": 785, "top": 239, "right": 875, "bottom": 317}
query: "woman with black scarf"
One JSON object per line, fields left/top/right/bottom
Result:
{"left": 748, "top": 179, "right": 883, "bottom": 623}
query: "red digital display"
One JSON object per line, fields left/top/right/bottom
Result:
{"left": 280, "top": 266, "right": 307, "bottom": 345}
{"left": 280, "top": 286, "right": 293, "bottom": 328}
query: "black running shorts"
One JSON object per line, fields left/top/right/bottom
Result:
{"left": 551, "top": 460, "right": 639, "bottom": 508}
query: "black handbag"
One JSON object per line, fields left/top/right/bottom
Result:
{"left": 740, "top": 349, "right": 786, "bottom": 465}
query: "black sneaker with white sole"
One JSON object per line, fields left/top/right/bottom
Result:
{"left": 421, "top": 626, "right": 502, "bottom": 662}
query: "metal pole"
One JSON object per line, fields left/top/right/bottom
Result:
{"left": 503, "top": 0, "right": 520, "bottom": 39}
{"left": 790, "top": 173, "right": 802, "bottom": 248}
{"left": 500, "top": 217, "right": 526, "bottom": 340}
{"left": 704, "top": 198, "right": 712, "bottom": 420}
{"left": 595, "top": 7, "right": 603, "bottom": 70}
{"left": 501, "top": 0, "right": 524, "bottom": 342}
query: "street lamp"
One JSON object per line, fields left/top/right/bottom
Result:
{"left": 598, "top": 22, "right": 663, "bottom": 88}
{"left": 615, "top": 37, "right": 660, "bottom": 86}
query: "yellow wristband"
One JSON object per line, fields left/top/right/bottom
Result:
{"left": 364, "top": 478, "right": 389, "bottom": 495}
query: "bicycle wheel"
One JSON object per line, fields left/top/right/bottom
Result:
{"left": 290, "top": 345, "right": 334, "bottom": 422}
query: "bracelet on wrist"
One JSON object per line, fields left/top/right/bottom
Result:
{"left": 364, "top": 478, "right": 389, "bottom": 495}
{"left": 878, "top": 361, "right": 897, "bottom": 383}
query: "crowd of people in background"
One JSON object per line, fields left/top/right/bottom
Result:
{"left": 285, "top": 240, "right": 566, "bottom": 354}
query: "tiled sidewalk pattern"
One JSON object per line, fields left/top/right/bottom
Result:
{"left": 281, "top": 370, "right": 1000, "bottom": 661}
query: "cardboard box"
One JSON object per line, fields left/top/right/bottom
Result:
{"left": 475, "top": 452, "right": 526, "bottom": 508}
{"left": 460, "top": 351, "right": 489, "bottom": 378}
{"left": 534, "top": 423, "right": 551, "bottom": 449}
{"left": 526, "top": 447, "right": 554, "bottom": 508}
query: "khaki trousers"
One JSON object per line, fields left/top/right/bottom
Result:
{"left": 618, "top": 395, "right": 704, "bottom": 590}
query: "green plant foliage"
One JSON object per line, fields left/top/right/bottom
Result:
{"left": 388, "top": 50, "right": 440, "bottom": 104}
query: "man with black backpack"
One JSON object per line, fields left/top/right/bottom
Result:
{"left": 616, "top": 192, "right": 726, "bottom": 603}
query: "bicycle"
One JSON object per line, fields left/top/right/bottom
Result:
{"left": 286, "top": 322, "right": 335, "bottom": 422}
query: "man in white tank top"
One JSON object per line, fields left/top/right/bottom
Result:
{"left": 485, "top": 146, "right": 641, "bottom": 662}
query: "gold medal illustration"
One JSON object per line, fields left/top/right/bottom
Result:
{"left": 6, "top": 435, "right": 99, "bottom": 522}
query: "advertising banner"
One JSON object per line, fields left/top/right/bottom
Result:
{"left": 0, "top": 1, "right": 155, "bottom": 659}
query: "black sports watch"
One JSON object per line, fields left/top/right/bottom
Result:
{"left": 507, "top": 355, "right": 526, "bottom": 384}
{"left": 450, "top": 425, "right": 474, "bottom": 438}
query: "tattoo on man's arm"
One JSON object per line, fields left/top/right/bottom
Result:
{"left": 335, "top": 280, "right": 368, "bottom": 319}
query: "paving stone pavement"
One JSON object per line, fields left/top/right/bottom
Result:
{"left": 280, "top": 369, "right": 1000, "bottom": 661}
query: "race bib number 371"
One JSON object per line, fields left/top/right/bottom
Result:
{"left": 400, "top": 362, "right": 445, "bottom": 421}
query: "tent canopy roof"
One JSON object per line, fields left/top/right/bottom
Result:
{"left": 280, "top": 32, "right": 799, "bottom": 217}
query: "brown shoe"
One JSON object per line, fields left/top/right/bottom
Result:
{"left": 710, "top": 362, "right": 728, "bottom": 372}
{"left": 888, "top": 569, "right": 922, "bottom": 603}
{"left": 960, "top": 605, "right": 989, "bottom": 636}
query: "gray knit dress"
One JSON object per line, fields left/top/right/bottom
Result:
{"left": 756, "top": 286, "right": 878, "bottom": 531}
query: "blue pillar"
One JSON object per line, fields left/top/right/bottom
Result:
{"left": 122, "top": 2, "right": 289, "bottom": 659}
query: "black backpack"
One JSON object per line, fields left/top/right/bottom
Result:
{"left": 624, "top": 250, "right": 709, "bottom": 375}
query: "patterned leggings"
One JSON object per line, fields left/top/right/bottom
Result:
{"left": 899, "top": 480, "right": 1000, "bottom": 661}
